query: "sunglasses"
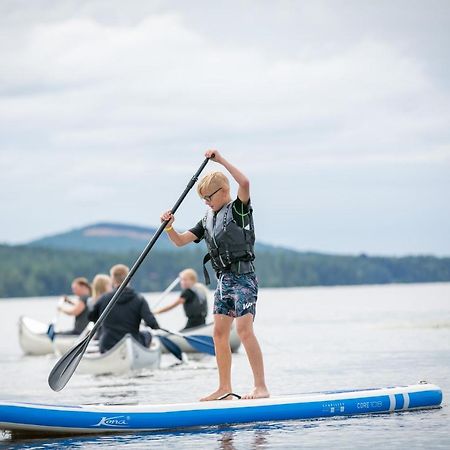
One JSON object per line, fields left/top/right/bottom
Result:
{"left": 202, "top": 187, "right": 222, "bottom": 202}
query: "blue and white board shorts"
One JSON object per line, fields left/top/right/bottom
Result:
{"left": 213, "top": 272, "right": 258, "bottom": 318}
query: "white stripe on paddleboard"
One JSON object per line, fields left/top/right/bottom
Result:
{"left": 402, "top": 393, "right": 410, "bottom": 410}
{"left": 389, "top": 394, "right": 396, "bottom": 412}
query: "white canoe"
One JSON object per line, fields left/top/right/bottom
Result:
{"left": 77, "top": 334, "right": 161, "bottom": 375}
{"left": 159, "top": 322, "right": 241, "bottom": 354}
{"left": 19, "top": 316, "right": 241, "bottom": 357}
{"left": 18, "top": 316, "right": 79, "bottom": 356}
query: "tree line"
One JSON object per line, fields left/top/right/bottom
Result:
{"left": 1, "top": 244, "right": 449, "bottom": 298}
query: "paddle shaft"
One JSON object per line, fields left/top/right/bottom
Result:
{"left": 151, "top": 276, "right": 180, "bottom": 309}
{"left": 87, "top": 157, "right": 211, "bottom": 342}
{"left": 48, "top": 156, "right": 212, "bottom": 391}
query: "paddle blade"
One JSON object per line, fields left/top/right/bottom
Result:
{"left": 46, "top": 323, "right": 56, "bottom": 341}
{"left": 48, "top": 335, "right": 89, "bottom": 392}
{"left": 158, "top": 336, "right": 183, "bottom": 361}
{"left": 185, "top": 335, "right": 215, "bottom": 356}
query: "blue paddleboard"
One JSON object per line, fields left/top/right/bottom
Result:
{"left": 0, "top": 383, "right": 442, "bottom": 437}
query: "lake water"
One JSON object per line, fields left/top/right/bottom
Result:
{"left": 0, "top": 283, "right": 449, "bottom": 449}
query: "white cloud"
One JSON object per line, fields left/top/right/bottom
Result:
{"left": 0, "top": 1, "right": 449, "bottom": 254}
{"left": 2, "top": 20, "right": 446, "bottom": 159}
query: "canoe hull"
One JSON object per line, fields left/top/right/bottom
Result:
{"left": 0, "top": 383, "right": 442, "bottom": 437}
{"left": 18, "top": 316, "right": 79, "bottom": 356}
{"left": 159, "top": 322, "right": 241, "bottom": 354}
{"left": 19, "top": 316, "right": 240, "bottom": 356}
{"left": 78, "top": 334, "right": 161, "bottom": 375}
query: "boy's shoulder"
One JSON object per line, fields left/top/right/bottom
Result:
{"left": 232, "top": 197, "right": 252, "bottom": 227}
{"left": 232, "top": 197, "right": 251, "bottom": 215}
{"left": 233, "top": 196, "right": 250, "bottom": 208}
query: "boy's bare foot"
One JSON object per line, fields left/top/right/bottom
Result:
{"left": 200, "top": 388, "right": 233, "bottom": 402}
{"left": 241, "top": 387, "right": 270, "bottom": 400}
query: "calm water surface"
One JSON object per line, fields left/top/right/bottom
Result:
{"left": 0, "top": 283, "right": 449, "bottom": 449}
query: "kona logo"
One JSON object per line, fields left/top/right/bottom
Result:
{"left": 93, "top": 415, "right": 130, "bottom": 427}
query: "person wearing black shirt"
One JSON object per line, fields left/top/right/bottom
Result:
{"left": 89, "top": 264, "right": 159, "bottom": 353}
{"left": 154, "top": 268, "right": 208, "bottom": 330}
{"left": 56, "top": 277, "right": 92, "bottom": 335}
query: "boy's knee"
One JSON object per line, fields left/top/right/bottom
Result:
{"left": 236, "top": 323, "right": 254, "bottom": 342}
{"left": 213, "top": 328, "right": 229, "bottom": 342}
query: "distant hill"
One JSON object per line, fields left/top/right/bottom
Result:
{"left": 27, "top": 222, "right": 175, "bottom": 253}
{"left": 26, "top": 222, "right": 278, "bottom": 253}
{"left": 1, "top": 242, "right": 450, "bottom": 298}
{"left": 0, "top": 222, "right": 446, "bottom": 299}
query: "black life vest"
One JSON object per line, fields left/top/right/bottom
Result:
{"left": 183, "top": 285, "right": 208, "bottom": 319}
{"left": 202, "top": 201, "right": 255, "bottom": 284}
{"left": 73, "top": 296, "right": 90, "bottom": 334}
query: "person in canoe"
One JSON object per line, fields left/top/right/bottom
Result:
{"left": 53, "top": 277, "right": 92, "bottom": 336}
{"left": 153, "top": 268, "right": 209, "bottom": 331}
{"left": 87, "top": 273, "right": 113, "bottom": 340}
{"left": 89, "top": 264, "right": 160, "bottom": 353}
{"left": 88, "top": 273, "right": 113, "bottom": 309}
{"left": 161, "top": 150, "right": 269, "bottom": 401}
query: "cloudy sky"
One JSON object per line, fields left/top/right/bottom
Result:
{"left": 1, "top": 0, "right": 449, "bottom": 256}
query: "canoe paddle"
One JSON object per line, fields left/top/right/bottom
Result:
{"left": 151, "top": 276, "right": 180, "bottom": 310}
{"left": 46, "top": 298, "right": 66, "bottom": 341}
{"left": 159, "top": 328, "right": 215, "bottom": 356}
{"left": 46, "top": 314, "right": 59, "bottom": 341}
{"left": 48, "top": 156, "right": 213, "bottom": 391}
{"left": 157, "top": 335, "right": 183, "bottom": 361}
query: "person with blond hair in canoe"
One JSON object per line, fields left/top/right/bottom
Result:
{"left": 86, "top": 273, "right": 113, "bottom": 341}
{"left": 153, "top": 268, "right": 208, "bottom": 331}
{"left": 87, "top": 273, "right": 112, "bottom": 309}
{"left": 161, "top": 150, "right": 269, "bottom": 401}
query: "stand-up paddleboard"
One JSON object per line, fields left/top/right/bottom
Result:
{"left": 0, "top": 383, "right": 442, "bottom": 438}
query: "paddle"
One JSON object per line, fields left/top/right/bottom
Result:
{"left": 157, "top": 335, "right": 183, "bottom": 361}
{"left": 151, "top": 276, "right": 180, "bottom": 310}
{"left": 48, "top": 156, "right": 213, "bottom": 392}
{"left": 159, "top": 328, "right": 215, "bottom": 356}
{"left": 46, "top": 314, "right": 59, "bottom": 341}
{"left": 46, "top": 297, "right": 67, "bottom": 341}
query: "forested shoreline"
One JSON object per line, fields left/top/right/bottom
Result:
{"left": 1, "top": 244, "right": 450, "bottom": 298}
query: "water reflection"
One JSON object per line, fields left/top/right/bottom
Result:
{"left": 2, "top": 410, "right": 447, "bottom": 449}
{"left": 217, "top": 429, "right": 269, "bottom": 450}
{"left": 3, "top": 427, "right": 271, "bottom": 450}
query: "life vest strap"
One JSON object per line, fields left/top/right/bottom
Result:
{"left": 202, "top": 253, "right": 212, "bottom": 285}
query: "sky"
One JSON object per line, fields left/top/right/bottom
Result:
{"left": 1, "top": 0, "right": 449, "bottom": 256}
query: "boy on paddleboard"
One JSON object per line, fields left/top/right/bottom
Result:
{"left": 161, "top": 150, "right": 269, "bottom": 401}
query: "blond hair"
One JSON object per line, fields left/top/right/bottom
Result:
{"left": 92, "top": 274, "right": 111, "bottom": 299}
{"left": 110, "top": 264, "right": 129, "bottom": 286}
{"left": 179, "top": 268, "right": 198, "bottom": 283}
{"left": 197, "top": 172, "right": 230, "bottom": 197}
{"left": 180, "top": 268, "right": 209, "bottom": 298}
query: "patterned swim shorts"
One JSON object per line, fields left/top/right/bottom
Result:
{"left": 213, "top": 272, "right": 258, "bottom": 318}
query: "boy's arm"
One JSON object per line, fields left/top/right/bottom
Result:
{"left": 166, "top": 229, "right": 198, "bottom": 247}
{"left": 59, "top": 298, "right": 85, "bottom": 316}
{"left": 154, "top": 297, "right": 185, "bottom": 314}
{"left": 160, "top": 211, "right": 198, "bottom": 247}
{"left": 140, "top": 299, "right": 160, "bottom": 330}
{"left": 205, "top": 150, "right": 250, "bottom": 204}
